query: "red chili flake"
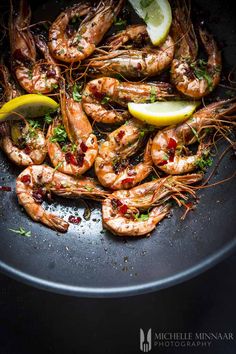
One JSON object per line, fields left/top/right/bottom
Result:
{"left": 137, "top": 62, "right": 142, "bottom": 71}
{"left": 158, "top": 160, "right": 168, "bottom": 166}
{"left": 117, "top": 130, "right": 125, "bottom": 141}
{"left": 119, "top": 204, "right": 128, "bottom": 214}
{"left": 167, "top": 138, "right": 177, "bottom": 150}
{"left": 90, "top": 84, "right": 105, "bottom": 100}
{"left": 24, "top": 145, "right": 31, "bottom": 155}
{"left": 80, "top": 141, "right": 88, "bottom": 152}
{"left": 20, "top": 174, "right": 31, "bottom": 184}
{"left": 121, "top": 178, "right": 134, "bottom": 184}
{"left": 68, "top": 215, "right": 82, "bottom": 224}
{"left": 32, "top": 188, "right": 45, "bottom": 203}
{"left": 167, "top": 138, "right": 177, "bottom": 162}
{"left": 186, "top": 202, "right": 193, "bottom": 208}
{"left": 76, "top": 153, "right": 85, "bottom": 167}
{"left": 65, "top": 152, "right": 78, "bottom": 166}
{"left": 0, "top": 186, "right": 11, "bottom": 191}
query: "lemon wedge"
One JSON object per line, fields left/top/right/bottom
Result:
{"left": 0, "top": 94, "right": 58, "bottom": 121}
{"left": 128, "top": 0, "right": 172, "bottom": 45}
{"left": 128, "top": 101, "right": 200, "bottom": 126}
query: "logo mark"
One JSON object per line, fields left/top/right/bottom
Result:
{"left": 140, "top": 328, "right": 152, "bottom": 352}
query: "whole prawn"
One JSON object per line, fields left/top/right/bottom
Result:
{"left": 102, "top": 173, "right": 202, "bottom": 236}
{"left": 151, "top": 99, "right": 236, "bottom": 174}
{"left": 170, "top": 0, "right": 222, "bottom": 98}
{"left": 0, "top": 65, "right": 47, "bottom": 166}
{"left": 82, "top": 77, "right": 175, "bottom": 124}
{"left": 48, "top": 0, "right": 124, "bottom": 63}
{"left": 95, "top": 118, "right": 153, "bottom": 189}
{"left": 88, "top": 25, "right": 175, "bottom": 78}
{"left": 16, "top": 165, "right": 108, "bottom": 232}
{"left": 9, "top": 0, "right": 61, "bottom": 94}
{"left": 47, "top": 91, "right": 98, "bottom": 176}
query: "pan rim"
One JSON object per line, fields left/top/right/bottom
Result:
{"left": 0, "top": 238, "right": 235, "bottom": 298}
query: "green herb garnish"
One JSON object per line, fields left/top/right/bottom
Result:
{"left": 150, "top": 86, "right": 157, "bottom": 103}
{"left": 101, "top": 96, "right": 110, "bottom": 105}
{"left": 72, "top": 83, "right": 82, "bottom": 102}
{"left": 50, "top": 125, "right": 67, "bottom": 143}
{"left": 134, "top": 213, "right": 149, "bottom": 221}
{"left": 44, "top": 113, "right": 53, "bottom": 124}
{"left": 9, "top": 227, "right": 31, "bottom": 237}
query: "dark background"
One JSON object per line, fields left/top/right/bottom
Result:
{"left": 0, "top": 253, "right": 235, "bottom": 354}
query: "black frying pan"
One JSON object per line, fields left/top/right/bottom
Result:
{"left": 0, "top": 0, "right": 235, "bottom": 297}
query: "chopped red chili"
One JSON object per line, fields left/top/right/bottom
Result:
{"left": 121, "top": 178, "right": 134, "bottom": 184}
{"left": 117, "top": 130, "right": 125, "bottom": 141}
{"left": 24, "top": 145, "right": 31, "bottom": 155}
{"left": 32, "top": 188, "right": 45, "bottom": 203}
{"left": 20, "top": 175, "right": 31, "bottom": 184}
{"left": 76, "top": 153, "right": 85, "bottom": 167}
{"left": 0, "top": 186, "right": 11, "bottom": 191}
{"left": 65, "top": 152, "right": 78, "bottom": 166}
{"left": 157, "top": 160, "right": 168, "bottom": 166}
{"left": 167, "top": 138, "right": 177, "bottom": 162}
{"left": 68, "top": 216, "right": 82, "bottom": 224}
{"left": 167, "top": 138, "right": 177, "bottom": 150}
{"left": 80, "top": 141, "right": 88, "bottom": 153}
{"left": 119, "top": 204, "right": 128, "bottom": 214}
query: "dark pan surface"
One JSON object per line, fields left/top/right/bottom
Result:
{"left": 0, "top": 0, "right": 235, "bottom": 297}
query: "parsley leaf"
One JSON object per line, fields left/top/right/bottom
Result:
{"left": 196, "top": 154, "right": 213, "bottom": 171}
{"left": 72, "top": 83, "right": 82, "bottom": 102}
{"left": 50, "top": 125, "right": 68, "bottom": 143}
{"left": 28, "top": 119, "right": 41, "bottom": 129}
{"left": 134, "top": 213, "right": 149, "bottom": 221}
{"left": 150, "top": 86, "right": 157, "bottom": 103}
{"left": 101, "top": 96, "right": 110, "bottom": 105}
{"left": 44, "top": 113, "right": 53, "bottom": 124}
{"left": 114, "top": 18, "right": 127, "bottom": 27}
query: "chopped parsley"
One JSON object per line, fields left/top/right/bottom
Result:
{"left": 44, "top": 113, "right": 53, "bottom": 124}
{"left": 196, "top": 154, "right": 213, "bottom": 171}
{"left": 190, "top": 59, "right": 213, "bottom": 90}
{"left": 50, "top": 125, "right": 68, "bottom": 143}
{"left": 114, "top": 18, "right": 127, "bottom": 27}
{"left": 150, "top": 86, "right": 157, "bottom": 103}
{"left": 134, "top": 213, "right": 149, "bottom": 221}
{"left": 9, "top": 227, "right": 31, "bottom": 237}
{"left": 84, "top": 185, "right": 94, "bottom": 192}
{"left": 72, "top": 83, "right": 82, "bottom": 102}
{"left": 101, "top": 96, "right": 110, "bottom": 105}
{"left": 28, "top": 119, "right": 41, "bottom": 130}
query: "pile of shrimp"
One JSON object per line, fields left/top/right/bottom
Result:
{"left": 0, "top": 0, "right": 235, "bottom": 237}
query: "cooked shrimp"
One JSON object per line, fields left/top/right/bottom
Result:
{"left": 0, "top": 65, "right": 47, "bottom": 166}
{"left": 82, "top": 77, "right": 175, "bottom": 123}
{"left": 170, "top": 0, "right": 221, "bottom": 98}
{"left": 47, "top": 93, "right": 98, "bottom": 176}
{"left": 16, "top": 165, "right": 108, "bottom": 232}
{"left": 102, "top": 173, "right": 202, "bottom": 236}
{"left": 88, "top": 25, "right": 174, "bottom": 78}
{"left": 95, "top": 119, "right": 153, "bottom": 189}
{"left": 48, "top": 0, "right": 124, "bottom": 63}
{"left": 0, "top": 122, "right": 47, "bottom": 166}
{"left": 151, "top": 99, "right": 236, "bottom": 174}
{"left": 9, "top": 0, "right": 60, "bottom": 94}
{"left": 0, "top": 64, "right": 20, "bottom": 102}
